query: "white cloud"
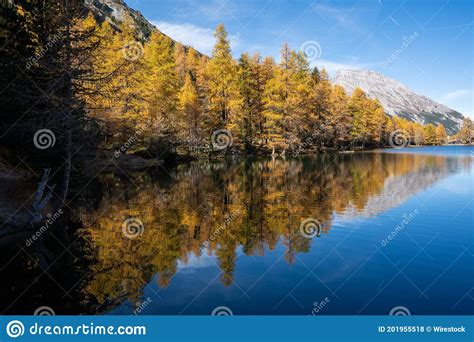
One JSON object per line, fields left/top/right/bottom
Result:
{"left": 441, "top": 89, "right": 471, "bottom": 101}
{"left": 150, "top": 21, "right": 240, "bottom": 55}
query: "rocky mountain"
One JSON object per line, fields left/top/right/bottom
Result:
{"left": 85, "top": 1, "right": 464, "bottom": 134}
{"left": 333, "top": 70, "right": 464, "bottom": 134}
{"left": 85, "top": 0, "right": 155, "bottom": 37}
{"left": 84, "top": 0, "right": 200, "bottom": 54}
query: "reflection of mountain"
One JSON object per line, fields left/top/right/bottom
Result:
{"left": 71, "top": 153, "right": 464, "bottom": 312}
{"left": 340, "top": 159, "right": 454, "bottom": 218}
{"left": 1, "top": 152, "right": 467, "bottom": 314}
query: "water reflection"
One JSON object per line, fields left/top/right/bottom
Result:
{"left": 0, "top": 150, "right": 472, "bottom": 314}
{"left": 76, "top": 153, "right": 470, "bottom": 311}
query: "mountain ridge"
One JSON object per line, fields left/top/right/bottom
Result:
{"left": 84, "top": 0, "right": 203, "bottom": 56}
{"left": 333, "top": 69, "right": 464, "bottom": 134}
{"left": 86, "top": 0, "right": 464, "bottom": 134}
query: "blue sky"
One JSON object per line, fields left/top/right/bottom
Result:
{"left": 127, "top": 0, "right": 473, "bottom": 118}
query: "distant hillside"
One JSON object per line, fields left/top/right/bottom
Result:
{"left": 84, "top": 0, "right": 202, "bottom": 55}
{"left": 333, "top": 70, "right": 464, "bottom": 134}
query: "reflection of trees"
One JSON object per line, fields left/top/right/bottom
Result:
{"left": 77, "top": 153, "right": 461, "bottom": 310}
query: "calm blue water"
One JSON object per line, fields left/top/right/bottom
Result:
{"left": 378, "top": 145, "right": 474, "bottom": 156}
{"left": 105, "top": 146, "right": 474, "bottom": 315}
{"left": 2, "top": 147, "right": 472, "bottom": 315}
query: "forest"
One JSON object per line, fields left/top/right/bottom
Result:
{"left": 0, "top": 1, "right": 473, "bottom": 202}
{"left": 1, "top": 0, "right": 473, "bottom": 316}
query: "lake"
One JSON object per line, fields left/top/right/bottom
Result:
{"left": 1, "top": 146, "right": 473, "bottom": 315}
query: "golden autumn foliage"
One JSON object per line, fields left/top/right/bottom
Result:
{"left": 79, "top": 18, "right": 449, "bottom": 155}
{"left": 1, "top": 3, "right": 453, "bottom": 162}
{"left": 76, "top": 152, "right": 463, "bottom": 305}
